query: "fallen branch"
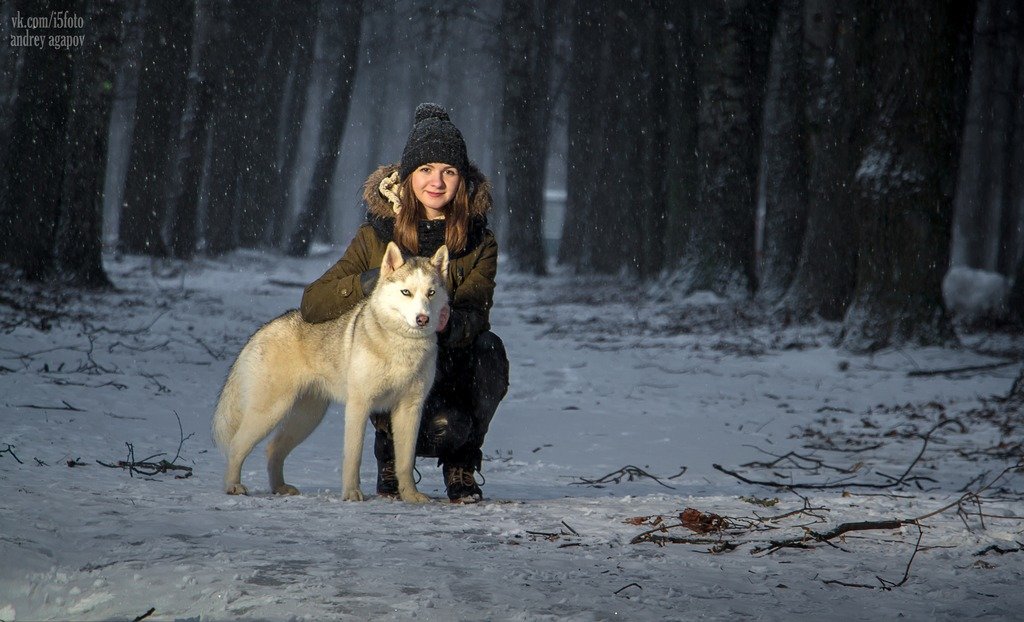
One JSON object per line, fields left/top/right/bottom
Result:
{"left": 132, "top": 607, "right": 156, "bottom": 622}
{"left": 97, "top": 442, "right": 193, "bottom": 478}
{"left": 715, "top": 420, "right": 963, "bottom": 491}
{"left": 975, "top": 542, "right": 1023, "bottom": 557}
{"left": 907, "top": 360, "right": 1018, "bottom": 378}
{"left": 571, "top": 465, "right": 687, "bottom": 489}
{"left": 756, "top": 519, "right": 912, "bottom": 555}
{"left": 96, "top": 413, "right": 195, "bottom": 478}
{"left": 1, "top": 444, "right": 24, "bottom": 464}
{"left": 13, "top": 400, "right": 84, "bottom": 412}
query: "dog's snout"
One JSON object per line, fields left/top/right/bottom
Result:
{"left": 416, "top": 314, "right": 429, "bottom": 327}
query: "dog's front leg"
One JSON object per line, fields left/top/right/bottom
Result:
{"left": 342, "top": 399, "right": 372, "bottom": 501}
{"left": 391, "top": 398, "right": 430, "bottom": 503}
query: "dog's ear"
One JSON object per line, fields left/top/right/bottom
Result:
{"left": 430, "top": 245, "right": 449, "bottom": 280}
{"left": 381, "top": 242, "right": 405, "bottom": 277}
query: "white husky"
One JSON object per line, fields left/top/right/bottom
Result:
{"left": 212, "top": 242, "right": 449, "bottom": 503}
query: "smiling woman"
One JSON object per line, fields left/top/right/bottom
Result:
{"left": 300, "top": 103, "right": 509, "bottom": 504}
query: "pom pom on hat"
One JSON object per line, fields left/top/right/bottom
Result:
{"left": 414, "top": 102, "right": 450, "bottom": 124}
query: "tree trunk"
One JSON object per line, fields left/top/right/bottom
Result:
{"left": 995, "top": 1, "right": 1024, "bottom": 277}
{"left": 1009, "top": 251, "right": 1024, "bottom": 326}
{"left": 54, "top": 0, "right": 123, "bottom": 288}
{"left": 118, "top": 0, "right": 192, "bottom": 256}
{"left": 0, "top": 1, "right": 23, "bottom": 176}
{"left": 500, "top": 0, "right": 559, "bottom": 275}
{"left": 636, "top": 0, "right": 670, "bottom": 280}
{"left": 164, "top": 0, "right": 216, "bottom": 259}
{"left": 756, "top": 0, "right": 807, "bottom": 304}
{"left": 235, "top": 3, "right": 289, "bottom": 249}
{"left": 678, "top": 0, "right": 776, "bottom": 296}
{"left": 777, "top": 1, "right": 860, "bottom": 321}
{"left": 558, "top": 2, "right": 603, "bottom": 270}
{"left": 272, "top": 3, "right": 317, "bottom": 248}
{"left": 662, "top": 1, "right": 700, "bottom": 270}
{"left": 203, "top": 3, "right": 268, "bottom": 256}
{"left": 952, "top": 0, "right": 1021, "bottom": 272}
{"left": 838, "top": 1, "right": 975, "bottom": 352}
{"left": 0, "top": 0, "right": 75, "bottom": 280}
{"left": 286, "top": 0, "right": 364, "bottom": 258}
{"left": 588, "top": 6, "right": 645, "bottom": 275}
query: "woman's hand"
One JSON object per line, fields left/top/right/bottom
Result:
{"left": 437, "top": 304, "right": 450, "bottom": 333}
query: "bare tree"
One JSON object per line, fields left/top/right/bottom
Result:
{"left": 499, "top": 0, "right": 560, "bottom": 275}
{"left": 558, "top": 1, "right": 603, "bottom": 271}
{"left": 164, "top": 0, "right": 215, "bottom": 259}
{"left": 272, "top": 2, "right": 317, "bottom": 248}
{"left": 756, "top": 0, "right": 807, "bottom": 305}
{"left": 203, "top": 3, "right": 268, "bottom": 255}
{"left": 677, "top": 0, "right": 776, "bottom": 296}
{"left": 777, "top": 1, "right": 860, "bottom": 321}
{"left": 838, "top": 1, "right": 976, "bottom": 351}
{"left": 54, "top": 0, "right": 124, "bottom": 287}
{"left": 661, "top": 1, "right": 700, "bottom": 271}
{"left": 953, "top": 0, "right": 1024, "bottom": 275}
{"left": 118, "top": 0, "right": 193, "bottom": 256}
{"left": 0, "top": 0, "right": 75, "bottom": 281}
{"left": 287, "top": 0, "right": 365, "bottom": 257}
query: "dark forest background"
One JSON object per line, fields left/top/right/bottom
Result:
{"left": 1, "top": 0, "right": 1023, "bottom": 353}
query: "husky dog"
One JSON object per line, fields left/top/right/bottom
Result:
{"left": 212, "top": 242, "right": 449, "bottom": 503}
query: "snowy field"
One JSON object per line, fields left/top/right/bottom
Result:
{"left": 1, "top": 251, "right": 1022, "bottom": 621}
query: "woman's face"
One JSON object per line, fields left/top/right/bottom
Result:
{"left": 411, "top": 163, "right": 460, "bottom": 217}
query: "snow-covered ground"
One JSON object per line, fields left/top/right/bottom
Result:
{"left": 1, "top": 251, "right": 1022, "bottom": 621}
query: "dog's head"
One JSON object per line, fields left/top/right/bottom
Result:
{"left": 378, "top": 242, "right": 449, "bottom": 333}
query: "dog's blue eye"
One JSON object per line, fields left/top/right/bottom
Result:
{"left": 401, "top": 289, "right": 411, "bottom": 297}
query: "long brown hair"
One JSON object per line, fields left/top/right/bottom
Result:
{"left": 394, "top": 175, "right": 470, "bottom": 255}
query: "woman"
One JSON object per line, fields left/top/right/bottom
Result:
{"left": 300, "top": 103, "right": 509, "bottom": 503}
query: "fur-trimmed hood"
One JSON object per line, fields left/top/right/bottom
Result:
{"left": 361, "top": 163, "right": 493, "bottom": 220}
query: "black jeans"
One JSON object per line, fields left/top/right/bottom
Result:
{"left": 372, "top": 331, "right": 509, "bottom": 470}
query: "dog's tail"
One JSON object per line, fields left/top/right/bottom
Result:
{"left": 212, "top": 364, "right": 243, "bottom": 455}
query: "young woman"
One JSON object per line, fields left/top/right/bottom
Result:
{"left": 300, "top": 103, "right": 509, "bottom": 503}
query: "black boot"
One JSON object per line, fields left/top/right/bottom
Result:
{"left": 443, "top": 463, "right": 483, "bottom": 503}
{"left": 373, "top": 424, "right": 398, "bottom": 497}
{"left": 441, "top": 448, "right": 484, "bottom": 503}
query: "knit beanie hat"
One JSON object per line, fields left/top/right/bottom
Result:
{"left": 399, "top": 103, "right": 469, "bottom": 180}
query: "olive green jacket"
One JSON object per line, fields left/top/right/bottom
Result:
{"left": 300, "top": 163, "right": 497, "bottom": 350}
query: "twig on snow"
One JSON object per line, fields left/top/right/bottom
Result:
{"left": 906, "top": 360, "right": 1019, "bottom": 378}
{"left": 1, "top": 444, "right": 24, "bottom": 464}
{"left": 714, "top": 420, "right": 964, "bottom": 491}
{"left": 96, "top": 413, "right": 195, "bottom": 478}
{"left": 13, "top": 400, "right": 84, "bottom": 411}
{"left": 132, "top": 607, "right": 156, "bottom": 622}
{"left": 97, "top": 442, "right": 193, "bottom": 478}
{"left": 571, "top": 465, "right": 687, "bottom": 489}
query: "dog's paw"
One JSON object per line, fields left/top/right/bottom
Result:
{"left": 273, "top": 484, "right": 300, "bottom": 496}
{"left": 225, "top": 483, "right": 249, "bottom": 495}
{"left": 400, "top": 490, "right": 431, "bottom": 504}
{"left": 342, "top": 488, "right": 364, "bottom": 501}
